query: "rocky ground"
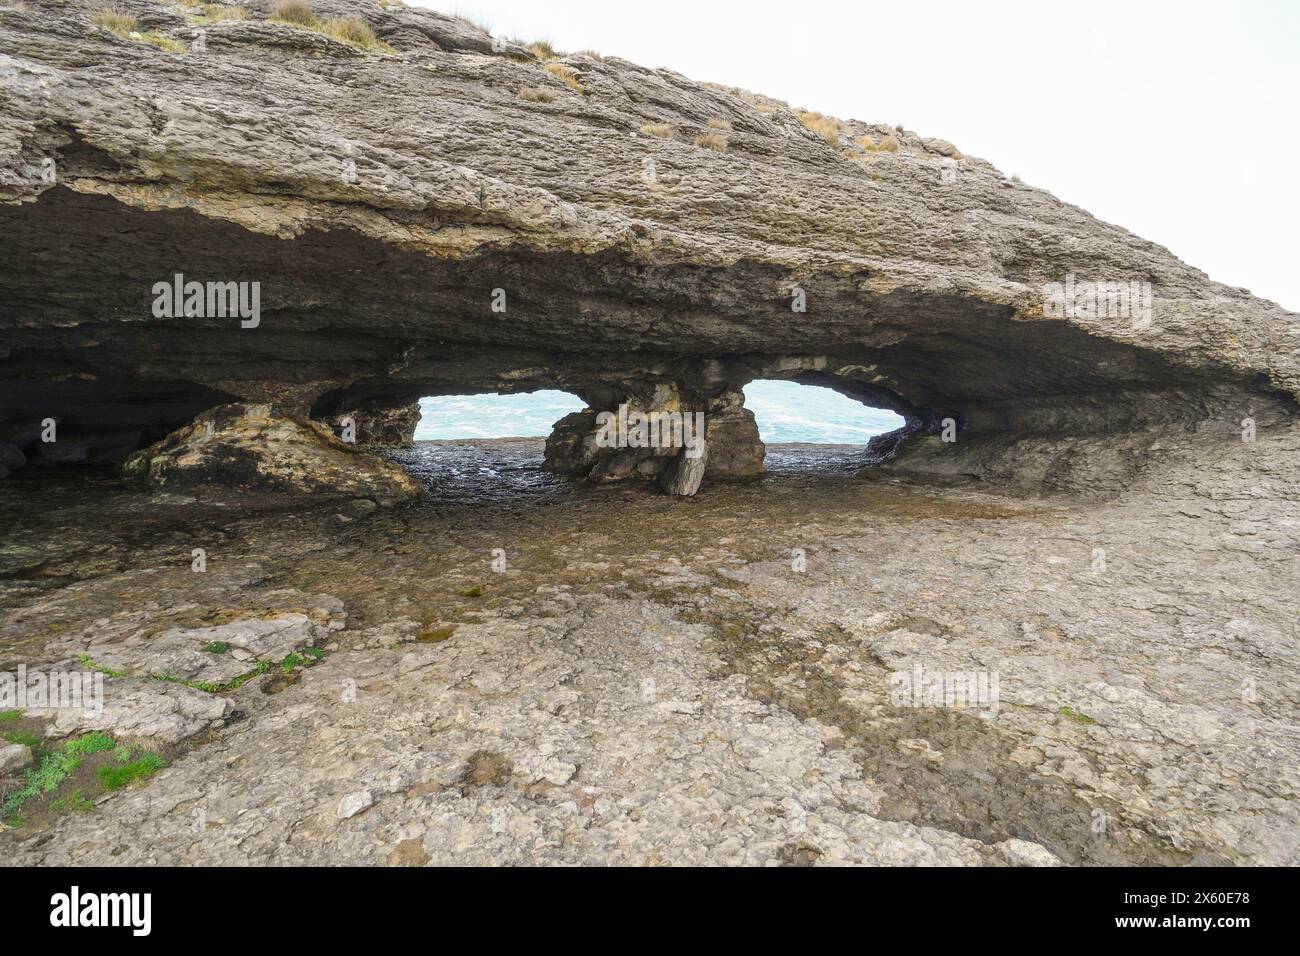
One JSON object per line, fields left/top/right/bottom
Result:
{"left": 2, "top": 435, "right": 1296, "bottom": 866}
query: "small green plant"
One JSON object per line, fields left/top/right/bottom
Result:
{"left": 78, "top": 654, "right": 124, "bottom": 678}
{"left": 640, "top": 123, "right": 674, "bottom": 139}
{"left": 301, "top": 646, "right": 325, "bottom": 660}
{"left": 1059, "top": 706, "right": 1096, "bottom": 725}
{"left": 519, "top": 86, "right": 554, "bottom": 103}
{"left": 50, "top": 789, "right": 95, "bottom": 813}
{"left": 154, "top": 658, "right": 270, "bottom": 693}
{"left": 799, "top": 111, "right": 840, "bottom": 147}
{"left": 98, "top": 752, "right": 166, "bottom": 791}
{"left": 693, "top": 130, "right": 728, "bottom": 151}
{"left": 0, "top": 710, "right": 20, "bottom": 722}
{"left": 1, "top": 732, "right": 115, "bottom": 819}
{"left": 460, "top": 586, "right": 483, "bottom": 598}
{"left": 279, "top": 652, "right": 304, "bottom": 673}
{"left": 542, "top": 62, "right": 584, "bottom": 94}
{"left": 202, "top": 641, "right": 229, "bottom": 654}
{"left": 2, "top": 729, "right": 41, "bottom": 750}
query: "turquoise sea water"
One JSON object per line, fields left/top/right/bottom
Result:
{"left": 413, "top": 380, "right": 904, "bottom": 443}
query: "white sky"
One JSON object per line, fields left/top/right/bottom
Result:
{"left": 415, "top": 0, "right": 1300, "bottom": 312}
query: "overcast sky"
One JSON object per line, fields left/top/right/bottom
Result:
{"left": 415, "top": 0, "right": 1300, "bottom": 312}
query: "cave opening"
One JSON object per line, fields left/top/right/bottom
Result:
{"left": 743, "top": 379, "right": 906, "bottom": 472}
{"left": 379, "top": 389, "right": 587, "bottom": 502}
{"left": 413, "top": 390, "right": 585, "bottom": 442}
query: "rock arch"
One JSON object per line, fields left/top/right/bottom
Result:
{"left": 1, "top": 2, "right": 1296, "bottom": 496}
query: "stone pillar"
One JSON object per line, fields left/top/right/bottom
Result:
{"left": 703, "top": 390, "right": 765, "bottom": 478}
{"left": 541, "top": 382, "right": 766, "bottom": 494}
{"left": 542, "top": 383, "right": 708, "bottom": 493}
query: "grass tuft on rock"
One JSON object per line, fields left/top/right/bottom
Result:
{"left": 2, "top": 729, "right": 41, "bottom": 750}
{"left": 98, "top": 752, "right": 167, "bottom": 791}
{"left": 542, "top": 62, "right": 584, "bottom": 94}
{"left": 519, "top": 85, "right": 554, "bottom": 103}
{"left": 269, "top": 0, "right": 317, "bottom": 27}
{"left": 640, "top": 123, "right": 674, "bottom": 139}
{"left": 527, "top": 39, "right": 557, "bottom": 60}
{"left": 200, "top": 4, "right": 247, "bottom": 22}
{"left": 799, "top": 111, "right": 840, "bottom": 147}
{"left": 78, "top": 653, "right": 124, "bottom": 678}
{"left": 693, "top": 130, "right": 728, "bottom": 151}
{"left": 91, "top": 8, "right": 135, "bottom": 35}
{"left": 323, "top": 16, "right": 390, "bottom": 51}
{"left": 268, "top": 3, "right": 395, "bottom": 53}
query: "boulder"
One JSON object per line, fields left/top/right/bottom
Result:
{"left": 121, "top": 404, "right": 420, "bottom": 504}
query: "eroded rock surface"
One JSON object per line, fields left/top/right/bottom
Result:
{"left": 121, "top": 403, "right": 420, "bottom": 503}
{"left": 0, "top": 435, "right": 1296, "bottom": 865}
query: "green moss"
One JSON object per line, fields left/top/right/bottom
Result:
{"left": 1059, "top": 706, "right": 1096, "bottom": 725}
{"left": 417, "top": 627, "right": 454, "bottom": 643}
{"left": 460, "top": 586, "right": 483, "bottom": 598}
{"left": 0, "top": 710, "right": 20, "bottom": 722}
{"left": 202, "top": 641, "right": 229, "bottom": 654}
{"left": 78, "top": 654, "right": 125, "bottom": 678}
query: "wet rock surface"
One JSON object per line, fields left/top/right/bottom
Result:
{"left": 1, "top": 437, "right": 1296, "bottom": 865}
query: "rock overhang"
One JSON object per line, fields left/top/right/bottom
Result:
{"left": 1, "top": 0, "right": 1297, "bottom": 490}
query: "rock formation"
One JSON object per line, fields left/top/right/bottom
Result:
{"left": 1, "top": 1, "right": 1299, "bottom": 868}
{"left": 121, "top": 402, "right": 420, "bottom": 503}
{"left": 1, "top": 0, "right": 1295, "bottom": 496}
